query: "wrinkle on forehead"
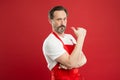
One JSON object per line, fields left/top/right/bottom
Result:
{"left": 53, "top": 11, "right": 67, "bottom": 19}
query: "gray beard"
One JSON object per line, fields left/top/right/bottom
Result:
{"left": 56, "top": 27, "right": 65, "bottom": 34}
{"left": 54, "top": 25, "right": 66, "bottom": 34}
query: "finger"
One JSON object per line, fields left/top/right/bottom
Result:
{"left": 77, "top": 26, "right": 81, "bottom": 29}
{"left": 71, "top": 27, "right": 76, "bottom": 32}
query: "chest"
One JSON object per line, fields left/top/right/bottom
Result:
{"left": 60, "top": 36, "right": 74, "bottom": 45}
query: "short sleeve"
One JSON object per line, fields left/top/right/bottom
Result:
{"left": 44, "top": 38, "right": 66, "bottom": 60}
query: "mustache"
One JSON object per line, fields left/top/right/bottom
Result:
{"left": 58, "top": 25, "right": 65, "bottom": 28}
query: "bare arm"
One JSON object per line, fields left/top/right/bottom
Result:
{"left": 55, "top": 27, "right": 87, "bottom": 69}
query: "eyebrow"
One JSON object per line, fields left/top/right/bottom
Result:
{"left": 56, "top": 17, "right": 67, "bottom": 20}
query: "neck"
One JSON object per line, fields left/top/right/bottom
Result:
{"left": 53, "top": 31, "right": 65, "bottom": 38}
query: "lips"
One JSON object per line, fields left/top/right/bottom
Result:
{"left": 54, "top": 25, "right": 66, "bottom": 34}
{"left": 58, "top": 26, "right": 65, "bottom": 31}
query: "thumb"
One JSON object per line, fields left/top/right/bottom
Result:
{"left": 71, "top": 27, "right": 76, "bottom": 32}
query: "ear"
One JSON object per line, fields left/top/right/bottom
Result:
{"left": 48, "top": 19, "right": 52, "bottom": 24}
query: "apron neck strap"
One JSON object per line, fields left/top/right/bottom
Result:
{"left": 52, "top": 32, "right": 64, "bottom": 45}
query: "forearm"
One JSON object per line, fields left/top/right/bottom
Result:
{"left": 67, "top": 36, "right": 86, "bottom": 68}
{"left": 58, "top": 27, "right": 87, "bottom": 69}
{"left": 59, "top": 52, "right": 87, "bottom": 69}
{"left": 75, "top": 52, "right": 87, "bottom": 68}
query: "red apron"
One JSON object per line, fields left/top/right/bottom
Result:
{"left": 51, "top": 32, "right": 84, "bottom": 80}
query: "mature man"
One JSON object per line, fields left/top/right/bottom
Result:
{"left": 42, "top": 6, "right": 87, "bottom": 80}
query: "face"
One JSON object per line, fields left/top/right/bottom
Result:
{"left": 50, "top": 10, "right": 67, "bottom": 34}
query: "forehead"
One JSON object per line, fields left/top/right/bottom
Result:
{"left": 53, "top": 10, "right": 67, "bottom": 18}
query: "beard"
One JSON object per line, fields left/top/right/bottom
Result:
{"left": 54, "top": 25, "right": 66, "bottom": 34}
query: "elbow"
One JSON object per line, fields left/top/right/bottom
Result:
{"left": 66, "top": 61, "right": 77, "bottom": 69}
{"left": 84, "top": 57, "right": 87, "bottom": 64}
{"left": 80, "top": 57, "right": 87, "bottom": 67}
{"left": 66, "top": 57, "right": 87, "bottom": 68}
{"left": 84, "top": 58, "right": 87, "bottom": 65}
{"left": 65, "top": 59, "right": 87, "bottom": 69}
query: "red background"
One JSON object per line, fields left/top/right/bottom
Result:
{"left": 0, "top": 0, "right": 120, "bottom": 80}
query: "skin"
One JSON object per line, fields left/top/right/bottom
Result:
{"left": 49, "top": 10, "right": 87, "bottom": 69}
{"left": 50, "top": 11, "right": 67, "bottom": 36}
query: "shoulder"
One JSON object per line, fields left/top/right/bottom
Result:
{"left": 43, "top": 33, "right": 62, "bottom": 47}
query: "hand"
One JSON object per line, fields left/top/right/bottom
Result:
{"left": 58, "top": 64, "right": 68, "bottom": 70}
{"left": 71, "top": 27, "right": 87, "bottom": 38}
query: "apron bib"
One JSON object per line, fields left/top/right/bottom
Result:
{"left": 51, "top": 32, "right": 84, "bottom": 80}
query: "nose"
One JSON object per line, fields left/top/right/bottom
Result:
{"left": 61, "top": 19, "right": 65, "bottom": 25}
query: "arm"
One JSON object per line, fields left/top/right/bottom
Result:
{"left": 74, "top": 51, "right": 87, "bottom": 68}
{"left": 59, "top": 52, "right": 87, "bottom": 69}
{"left": 55, "top": 27, "right": 87, "bottom": 69}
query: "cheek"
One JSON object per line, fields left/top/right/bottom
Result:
{"left": 52, "top": 21, "right": 57, "bottom": 26}
{"left": 66, "top": 20, "right": 67, "bottom": 23}
{"left": 65, "top": 21, "right": 67, "bottom": 24}
{"left": 54, "top": 21, "right": 60, "bottom": 26}
{"left": 64, "top": 20, "right": 67, "bottom": 25}
{"left": 64, "top": 22, "right": 67, "bottom": 26}
{"left": 52, "top": 23, "right": 58, "bottom": 28}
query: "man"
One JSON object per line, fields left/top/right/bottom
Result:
{"left": 42, "top": 6, "right": 87, "bottom": 80}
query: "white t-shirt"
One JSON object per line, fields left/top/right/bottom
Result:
{"left": 42, "top": 33, "right": 76, "bottom": 70}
